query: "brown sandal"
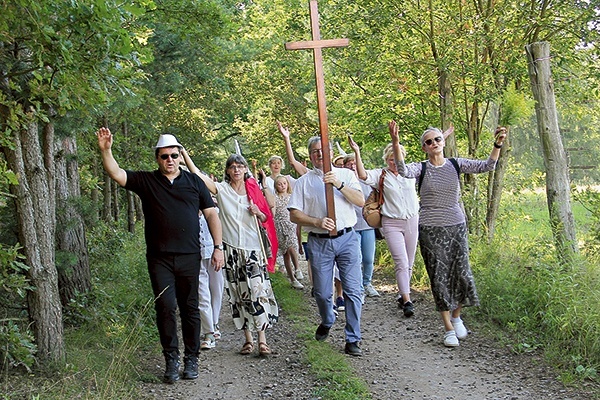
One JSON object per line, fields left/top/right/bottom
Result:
{"left": 258, "top": 342, "right": 272, "bottom": 356}
{"left": 240, "top": 341, "right": 254, "bottom": 355}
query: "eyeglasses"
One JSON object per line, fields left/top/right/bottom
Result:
{"left": 159, "top": 153, "right": 180, "bottom": 160}
{"left": 228, "top": 164, "right": 246, "bottom": 170}
{"left": 424, "top": 136, "right": 443, "bottom": 146}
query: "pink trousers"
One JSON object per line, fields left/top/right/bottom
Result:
{"left": 381, "top": 215, "right": 419, "bottom": 297}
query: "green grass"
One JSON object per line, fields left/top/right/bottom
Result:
{"left": 270, "top": 272, "right": 372, "bottom": 400}
{"left": 0, "top": 223, "right": 157, "bottom": 400}
{"left": 471, "top": 189, "right": 600, "bottom": 386}
{"left": 373, "top": 188, "right": 600, "bottom": 390}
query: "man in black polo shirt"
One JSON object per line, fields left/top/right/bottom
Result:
{"left": 97, "top": 127, "right": 224, "bottom": 384}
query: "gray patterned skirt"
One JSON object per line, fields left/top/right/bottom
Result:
{"left": 418, "top": 223, "right": 479, "bottom": 312}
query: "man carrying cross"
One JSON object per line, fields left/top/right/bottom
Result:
{"left": 286, "top": 0, "right": 364, "bottom": 355}
{"left": 288, "top": 137, "right": 365, "bottom": 356}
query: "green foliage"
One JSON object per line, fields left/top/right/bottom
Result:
{"left": 472, "top": 190, "right": 600, "bottom": 384}
{"left": 499, "top": 86, "right": 535, "bottom": 127}
{"left": 0, "top": 321, "right": 36, "bottom": 372}
{"left": 2, "top": 226, "right": 155, "bottom": 398}
{"left": 0, "top": 243, "right": 33, "bottom": 298}
{"left": 573, "top": 187, "right": 600, "bottom": 258}
{"left": 0, "top": 243, "right": 36, "bottom": 372}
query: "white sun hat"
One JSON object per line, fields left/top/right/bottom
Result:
{"left": 153, "top": 134, "right": 183, "bottom": 150}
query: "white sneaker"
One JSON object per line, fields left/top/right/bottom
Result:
{"left": 291, "top": 279, "right": 304, "bottom": 290}
{"left": 443, "top": 330, "right": 460, "bottom": 347}
{"left": 295, "top": 269, "right": 304, "bottom": 280}
{"left": 451, "top": 318, "right": 468, "bottom": 339}
{"left": 364, "top": 284, "right": 380, "bottom": 297}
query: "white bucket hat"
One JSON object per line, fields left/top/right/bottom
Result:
{"left": 153, "top": 134, "right": 183, "bottom": 150}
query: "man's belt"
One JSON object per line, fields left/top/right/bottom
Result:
{"left": 308, "top": 227, "right": 353, "bottom": 239}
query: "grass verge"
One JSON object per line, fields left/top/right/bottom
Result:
{"left": 270, "top": 271, "right": 372, "bottom": 400}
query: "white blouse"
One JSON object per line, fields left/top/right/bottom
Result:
{"left": 215, "top": 181, "right": 260, "bottom": 251}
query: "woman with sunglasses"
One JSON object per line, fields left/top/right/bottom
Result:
{"left": 389, "top": 120, "right": 507, "bottom": 347}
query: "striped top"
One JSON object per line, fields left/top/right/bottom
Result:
{"left": 396, "top": 157, "right": 497, "bottom": 227}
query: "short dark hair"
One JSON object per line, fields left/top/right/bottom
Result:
{"left": 223, "top": 154, "right": 250, "bottom": 182}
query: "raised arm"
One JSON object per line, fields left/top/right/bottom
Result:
{"left": 347, "top": 135, "right": 368, "bottom": 181}
{"left": 97, "top": 127, "right": 127, "bottom": 187}
{"left": 181, "top": 148, "right": 217, "bottom": 194}
{"left": 277, "top": 121, "right": 308, "bottom": 176}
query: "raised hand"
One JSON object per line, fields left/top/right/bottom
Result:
{"left": 347, "top": 134, "right": 360, "bottom": 154}
{"left": 494, "top": 127, "right": 508, "bottom": 144}
{"left": 96, "top": 127, "right": 113, "bottom": 151}
{"left": 277, "top": 121, "right": 290, "bottom": 139}
{"left": 388, "top": 120, "right": 400, "bottom": 143}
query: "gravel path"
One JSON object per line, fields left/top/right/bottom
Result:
{"left": 139, "top": 260, "right": 598, "bottom": 399}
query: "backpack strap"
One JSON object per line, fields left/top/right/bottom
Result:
{"left": 417, "top": 161, "right": 427, "bottom": 195}
{"left": 448, "top": 157, "right": 460, "bottom": 177}
{"left": 417, "top": 158, "right": 460, "bottom": 195}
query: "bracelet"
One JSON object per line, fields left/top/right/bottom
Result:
{"left": 493, "top": 142, "right": 503, "bottom": 149}
{"left": 336, "top": 182, "right": 345, "bottom": 191}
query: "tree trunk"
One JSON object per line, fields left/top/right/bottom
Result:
{"left": 112, "top": 175, "right": 119, "bottom": 222}
{"left": 127, "top": 190, "right": 136, "bottom": 233}
{"left": 55, "top": 134, "right": 91, "bottom": 306}
{"left": 439, "top": 69, "right": 456, "bottom": 158}
{"left": 135, "top": 195, "right": 144, "bottom": 222}
{"left": 486, "top": 129, "right": 510, "bottom": 241}
{"left": 102, "top": 172, "right": 113, "bottom": 223}
{"left": 525, "top": 41, "right": 578, "bottom": 265}
{"left": 3, "top": 117, "right": 65, "bottom": 364}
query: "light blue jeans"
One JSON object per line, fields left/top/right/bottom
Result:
{"left": 356, "top": 229, "right": 376, "bottom": 289}
{"left": 307, "top": 229, "right": 362, "bottom": 343}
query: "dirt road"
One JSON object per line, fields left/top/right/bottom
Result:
{"left": 139, "top": 260, "right": 597, "bottom": 399}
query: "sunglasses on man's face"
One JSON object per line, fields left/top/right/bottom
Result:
{"left": 424, "top": 136, "right": 443, "bottom": 146}
{"left": 159, "top": 153, "right": 180, "bottom": 160}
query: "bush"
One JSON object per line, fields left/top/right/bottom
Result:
{"left": 472, "top": 188, "right": 600, "bottom": 384}
{"left": 0, "top": 243, "right": 37, "bottom": 371}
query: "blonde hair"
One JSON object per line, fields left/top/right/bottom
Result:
{"left": 274, "top": 175, "right": 292, "bottom": 194}
{"left": 382, "top": 143, "right": 405, "bottom": 162}
{"left": 268, "top": 155, "right": 284, "bottom": 169}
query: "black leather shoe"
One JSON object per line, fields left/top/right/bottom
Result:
{"left": 403, "top": 301, "right": 415, "bottom": 317}
{"left": 182, "top": 355, "right": 199, "bottom": 380}
{"left": 315, "top": 324, "right": 331, "bottom": 341}
{"left": 344, "top": 341, "right": 362, "bottom": 356}
{"left": 163, "top": 351, "right": 180, "bottom": 384}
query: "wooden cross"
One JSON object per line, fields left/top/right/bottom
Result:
{"left": 285, "top": 0, "right": 349, "bottom": 230}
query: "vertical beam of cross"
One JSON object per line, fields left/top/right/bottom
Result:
{"left": 285, "top": 0, "right": 349, "bottom": 229}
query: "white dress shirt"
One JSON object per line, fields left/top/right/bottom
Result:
{"left": 288, "top": 166, "right": 362, "bottom": 234}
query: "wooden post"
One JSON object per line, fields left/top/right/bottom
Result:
{"left": 525, "top": 41, "right": 578, "bottom": 266}
{"left": 285, "top": 0, "right": 348, "bottom": 230}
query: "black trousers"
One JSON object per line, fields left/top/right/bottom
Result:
{"left": 147, "top": 253, "right": 201, "bottom": 356}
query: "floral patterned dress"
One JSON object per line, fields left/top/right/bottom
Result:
{"left": 274, "top": 193, "right": 297, "bottom": 254}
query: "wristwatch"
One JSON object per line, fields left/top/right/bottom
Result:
{"left": 213, "top": 244, "right": 224, "bottom": 251}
